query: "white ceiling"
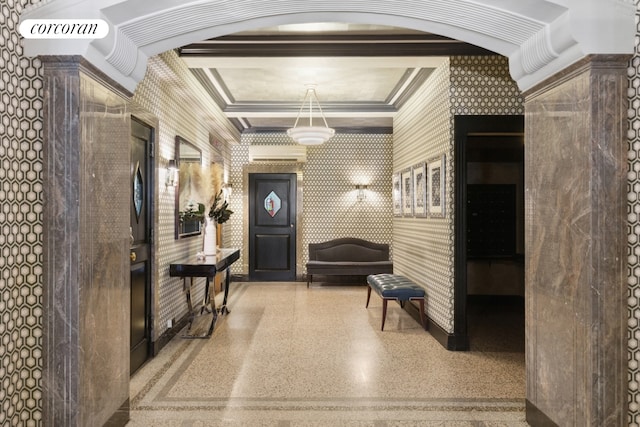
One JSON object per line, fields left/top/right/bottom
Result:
{"left": 178, "top": 23, "right": 459, "bottom": 132}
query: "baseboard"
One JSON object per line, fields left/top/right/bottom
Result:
{"left": 526, "top": 400, "right": 559, "bottom": 426}
{"left": 103, "top": 398, "right": 129, "bottom": 427}
{"left": 153, "top": 313, "right": 191, "bottom": 355}
{"left": 467, "top": 294, "right": 525, "bottom": 306}
{"left": 404, "top": 301, "right": 469, "bottom": 351}
{"left": 306, "top": 274, "right": 369, "bottom": 285}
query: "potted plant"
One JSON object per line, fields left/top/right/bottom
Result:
{"left": 208, "top": 190, "right": 233, "bottom": 224}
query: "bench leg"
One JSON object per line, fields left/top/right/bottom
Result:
{"left": 307, "top": 274, "right": 312, "bottom": 288}
{"left": 366, "top": 286, "right": 372, "bottom": 308}
{"left": 418, "top": 298, "right": 426, "bottom": 330}
{"left": 381, "top": 298, "right": 388, "bottom": 331}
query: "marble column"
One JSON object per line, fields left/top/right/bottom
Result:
{"left": 41, "top": 57, "right": 131, "bottom": 426}
{"left": 524, "top": 55, "right": 629, "bottom": 426}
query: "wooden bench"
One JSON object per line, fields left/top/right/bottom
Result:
{"left": 366, "top": 274, "right": 426, "bottom": 331}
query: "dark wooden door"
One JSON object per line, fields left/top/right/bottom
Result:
{"left": 130, "top": 118, "right": 153, "bottom": 374}
{"left": 249, "top": 173, "right": 296, "bottom": 281}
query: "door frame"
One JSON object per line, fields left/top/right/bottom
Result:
{"left": 453, "top": 115, "right": 524, "bottom": 350}
{"left": 131, "top": 115, "right": 158, "bottom": 356}
{"left": 242, "top": 164, "right": 303, "bottom": 279}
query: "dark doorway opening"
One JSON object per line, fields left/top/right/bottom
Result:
{"left": 454, "top": 115, "right": 525, "bottom": 351}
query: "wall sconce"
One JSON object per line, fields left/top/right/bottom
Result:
{"left": 356, "top": 184, "right": 367, "bottom": 201}
{"left": 222, "top": 182, "right": 233, "bottom": 200}
{"left": 165, "top": 159, "right": 177, "bottom": 188}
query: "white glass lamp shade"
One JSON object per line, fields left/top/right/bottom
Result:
{"left": 287, "top": 126, "right": 335, "bottom": 146}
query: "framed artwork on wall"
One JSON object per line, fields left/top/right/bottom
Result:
{"left": 392, "top": 173, "right": 402, "bottom": 216}
{"left": 412, "top": 162, "right": 427, "bottom": 217}
{"left": 401, "top": 167, "right": 413, "bottom": 217}
{"left": 427, "top": 154, "right": 446, "bottom": 218}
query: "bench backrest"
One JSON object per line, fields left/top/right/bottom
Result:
{"left": 308, "top": 238, "right": 389, "bottom": 262}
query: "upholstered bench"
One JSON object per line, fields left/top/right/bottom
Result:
{"left": 306, "top": 238, "right": 393, "bottom": 287}
{"left": 366, "top": 274, "right": 426, "bottom": 331}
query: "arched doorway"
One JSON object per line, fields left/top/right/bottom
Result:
{"left": 22, "top": 1, "right": 634, "bottom": 425}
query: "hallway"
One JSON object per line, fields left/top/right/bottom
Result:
{"left": 128, "top": 282, "right": 526, "bottom": 426}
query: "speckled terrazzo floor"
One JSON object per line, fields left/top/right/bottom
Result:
{"left": 128, "top": 282, "right": 527, "bottom": 426}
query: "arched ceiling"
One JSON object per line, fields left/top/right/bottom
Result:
{"left": 21, "top": 0, "right": 635, "bottom": 134}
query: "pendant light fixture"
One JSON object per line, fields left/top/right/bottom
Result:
{"left": 287, "top": 84, "right": 335, "bottom": 145}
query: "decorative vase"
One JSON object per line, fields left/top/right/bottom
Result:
{"left": 203, "top": 217, "right": 217, "bottom": 256}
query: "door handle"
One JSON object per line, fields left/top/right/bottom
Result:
{"left": 130, "top": 251, "right": 137, "bottom": 262}
{"left": 290, "top": 223, "right": 294, "bottom": 228}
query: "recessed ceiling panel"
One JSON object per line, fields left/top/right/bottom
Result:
{"left": 216, "top": 67, "right": 408, "bottom": 103}
{"left": 247, "top": 116, "right": 393, "bottom": 128}
{"left": 179, "top": 22, "right": 487, "bottom": 132}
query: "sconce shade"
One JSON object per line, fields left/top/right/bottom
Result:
{"left": 356, "top": 184, "right": 367, "bottom": 201}
{"left": 222, "top": 182, "right": 233, "bottom": 198}
{"left": 288, "top": 85, "right": 335, "bottom": 146}
{"left": 166, "top": 159, "right": 178, "bottom": 187}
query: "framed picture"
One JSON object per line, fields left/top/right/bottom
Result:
{"left": 427, "top": 154, "right": 446, "bottom": 217}
{"left": 392, "top": 173, "right": 402, "bottom": 216}
{"left": 401, "top": 167, "right": 413, "bottom": 217}
{"left": 412, "top": 162, "right": 427, "bottom": 217}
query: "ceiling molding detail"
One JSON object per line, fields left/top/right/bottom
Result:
{"left": 21, "top": 0, "right": 635, "bottom": 92}
{"left": 243, "top": 126, "right": 394, "bottom": 135}
{"left": 178, "top": 34, "right": 495, "bottom": 57}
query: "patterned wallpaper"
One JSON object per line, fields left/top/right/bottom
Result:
{"left": 392, "top": 55, "right": 524, "bottom": 333}
{"left": 627, "top": 3, "right": 640, "bottom": 425}
{"left": 132, "top": 50, "right": 235, "bottom": 340}
{"left": 1, "top": 0, "right": 638, "bottom": 423}
{"left": 1, "top": 0, "right": 43, "bottom": 424}
{"left": 393, "top": 60, "right": 455, "bottom": 332}
{"left": 226, "top": 132, "right": 393, "bottom": 275}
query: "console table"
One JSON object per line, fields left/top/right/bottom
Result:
{"left": 169, "top": 248, "right": 240, "bottom": 338}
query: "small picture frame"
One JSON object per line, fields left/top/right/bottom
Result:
{"left": 412, "top": 162, "right": 427, "bottom": 217}
{"left": 401, "top": 167, "right": 413, "bottom": 217}
{"left": 392, "top": 173, "right": 402, "bottom": 216}
{"left": 427, "top": 154, "right": 446, "bottom": 217}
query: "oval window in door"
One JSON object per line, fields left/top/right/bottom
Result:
{"left": 133, "top": 161, "right": 144, "bottom": 222}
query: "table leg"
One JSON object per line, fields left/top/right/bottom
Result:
{"left": 205, "top": 276, "right": 218, "bottom": 337}
{"left": 201, "top": 276, "right": 213, "bottom": 315}
{"left": 220, "top": 266, "right": 231, "bottom": 315}
{"left": 184, "top": 277, "right": 195, "bottom": 332}
{"left": 183, "top": 276, "right": 218, "bottom": 339}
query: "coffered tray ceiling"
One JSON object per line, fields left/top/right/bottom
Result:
{"left": 178, "top": 23, "right": 494, "bottom": 133}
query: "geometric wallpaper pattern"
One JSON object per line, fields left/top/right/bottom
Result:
{"left": 392, "top": 55, "right": 523, "bottom": 333}
{"left": 132, "top": 50, "right": 234, "bottom": 340}
{"left": 226, "top": 132, "right": 394, "bottom": 275}
{"left": 0, "top": 0, "right": 43, "bottom": 425}
{"left": 627, "top": 2, "right": 640, "bottom": 425}
{"left": 449, "top": 56, "right": 524, "bottom": 116}
{"left": 1, "top": 3, "right": 639, "bottom": 425}
{"left": 393, "top": 60, "right": 456, "bottom": 332}
{"left": 302, "top": 132, "right": 393, "bottom": 262}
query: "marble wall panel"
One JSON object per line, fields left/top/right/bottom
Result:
{"left": 41, "top": 58, "right": 130, "bottom": 426}
{"left": 525, "top": 55, "right": 628, "bottom": 426}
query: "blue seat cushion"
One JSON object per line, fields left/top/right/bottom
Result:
{"left": 367, "top": 274, "right": 425, "bottom": 300}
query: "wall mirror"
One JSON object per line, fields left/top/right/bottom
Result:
{"left": 175, "top": 135, "right": 204, "bottom": 239}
